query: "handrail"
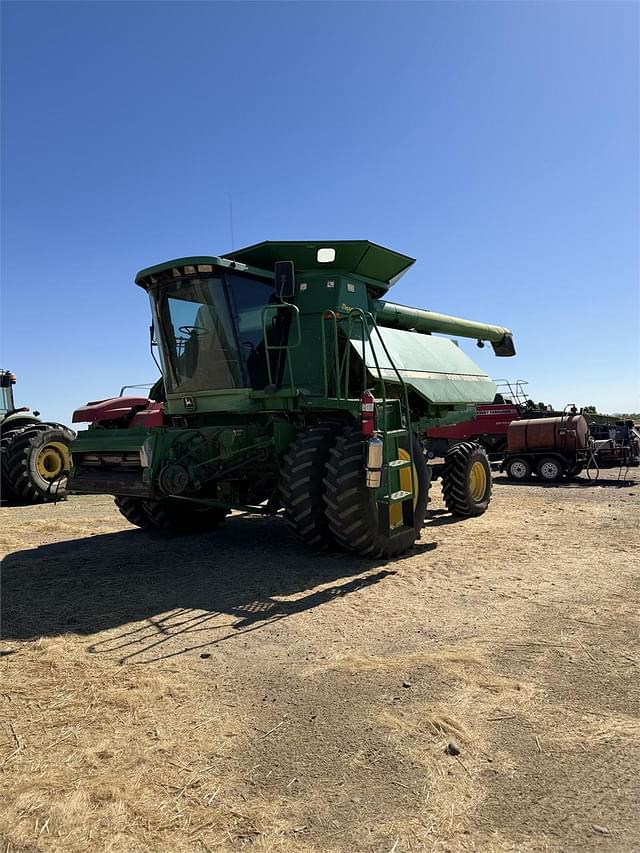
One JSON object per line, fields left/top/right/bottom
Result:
{"left": 320, "top": 308, "right": 416, "bottom": 513}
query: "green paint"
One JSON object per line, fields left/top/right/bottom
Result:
{"left": 70, "top": 240, "right": 516, "bottom": 540}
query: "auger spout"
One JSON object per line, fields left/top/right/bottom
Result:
{"left": 374, "top": 301, "right": 516, "bottom": 357}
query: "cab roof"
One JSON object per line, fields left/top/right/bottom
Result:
{"left": 135, "top": 241, "right": 415, "bottom": 291}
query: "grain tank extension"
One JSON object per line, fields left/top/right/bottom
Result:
{"left": 69, "top": 240, "right": 516, "bottom": 557}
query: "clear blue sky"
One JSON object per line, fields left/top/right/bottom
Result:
{"left": 2, "top": 1, "right": 638, "bottom": 424}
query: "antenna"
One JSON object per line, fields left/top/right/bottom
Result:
{"left": 228, "top": 192, "right": 235, "bottom": 250}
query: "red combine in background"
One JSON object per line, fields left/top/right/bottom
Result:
{"left": 72, "top": 381, "right": 164, "bottom": 430}
{"left": 424, "top": 380, "right": 557, "bottom": 459}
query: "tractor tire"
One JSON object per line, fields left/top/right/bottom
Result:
{"left": 1, "top": 431, "right": 21, "bottom": 501}
{"left": 536, "top": 457, "right": 564, "bottom": 482}
{"left": 324, "top": 428, "right": 430, "bottom": 558}
{"left": 279, "top": 421, "right": 343, "bottom": 548}
{"left": 142, "top": 498, "right": 228, "bottom": 533}
{"left": 442, "top": 441, "right": 492, "bottom": 517}
{"left": 1, "top": 424, "right": 73, "bottom": 503}
{"left": 114, "top": 496, "right": 155, "bottom": 529}
{"left": 505, "top": 456, "right": 532, "bottom": 481}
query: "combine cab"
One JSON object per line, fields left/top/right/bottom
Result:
{"left": 0, "top": 370, "right": 74, "bottom": 503}
{"left": 69, "top": 240, "right": 516, "bottom": 557}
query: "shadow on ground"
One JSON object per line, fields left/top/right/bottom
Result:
{"left": 1, "top": 514, "right": 437, "bottom": 657}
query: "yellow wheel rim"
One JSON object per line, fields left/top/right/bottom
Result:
{"left": 389, "top": 447, "right": 418, "bottom": 530}
{"left": 469, "top": 459, "right": 488, "bottom": 502}
{"left": 35, "top": 441, "right": 70, "bottom": 481}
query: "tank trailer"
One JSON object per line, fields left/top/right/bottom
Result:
{"left": 69, "top": 241, "right": 515, "bottom": 557}
{"left": 502, "top": 413, "right": 640, "bottom": 482}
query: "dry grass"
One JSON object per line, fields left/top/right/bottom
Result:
{"left": 2, "top": 481, "right": 639, "bottom": 853}
{"left": 0, "top": 637, "right": 305, "bottom": 853}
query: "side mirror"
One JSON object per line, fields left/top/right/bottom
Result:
{"left": 274, "top": 261, "right": 295, "bottom": 300}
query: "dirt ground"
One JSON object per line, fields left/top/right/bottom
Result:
{"left": 1, "top": 471, "right": 639, "bottom": 853}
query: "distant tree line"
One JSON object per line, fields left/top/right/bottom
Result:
{"left": 581, "top": 406, "right": 640, "bottom": 422}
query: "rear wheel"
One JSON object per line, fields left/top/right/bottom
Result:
{"left": 143, "top": 498, "right": 228, "bottom": 533}
{"left": 324, "top": 429, "right": 430, "bottom": 558}
{"left": 442, "top": 442, "right": 492, "bottom": 517}
{"left": 506, "top": 457, "right": 532, "bottom": 481}
{"left": 114, "top": 496, "right": 154, "bottom": 529}
{"left": 537, "top": 457, "right": 564, "bottom": 482}
{"left": 279, "top": 421, "right": 343, "bottom": 548}
{"left": 1, "top": 424, "right": 73, "bottom": 503}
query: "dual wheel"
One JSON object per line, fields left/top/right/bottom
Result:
{"left": 1, "top": 424, "right": 74, "bottom": 503}
{"left": 281, "top": 425, "right": 492, "bottom": 558}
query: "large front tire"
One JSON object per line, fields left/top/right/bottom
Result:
{"left": 442, "top": 441, "right": 492, "bottom": 517}
{"left": 1, "top": 424, "right": 74, "bottom": 503}
{"left": 324, "top": 429, "right": 430, "bottom": 558}
{"left": 279, "top": 421, "right": 343, "bottom": 548}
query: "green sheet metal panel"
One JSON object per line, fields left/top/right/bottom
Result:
{"left": 224, "top": 241, "right": 415, "bottom": 287}
{"left": 350, "top": 327, "right": 497, "bottom": 405}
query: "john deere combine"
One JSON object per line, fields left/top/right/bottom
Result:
{"left": 69, "top": 241, "right": 515, "bottom": 557}
{"left": 1, "top": 370, "right": 74, "bottom": 502}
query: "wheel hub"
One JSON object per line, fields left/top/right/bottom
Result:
{"left": 540, "top": 461, "right": 559, "bottom": 479}
{"left": 469, "top": 459, "right": 488, "bottom": 501}
{"left": 35, "top": 441, "right": 70, "bottom": 481}
{"left": 510, "top": 461, "right": 528, "bottom": 479}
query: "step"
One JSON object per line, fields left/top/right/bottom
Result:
{"left": 388, "top": 459, "right": 412, "bottom": 470}
{"left": 380, "top": 489, "right": 414, "bottom": 504}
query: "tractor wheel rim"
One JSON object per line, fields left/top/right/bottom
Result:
{"left": 35, "top": 441, "right": 70, "bottom": 480}
{"left": 389, "top": 447, "right": 418, "bottom": 529}
{"left": 469, "top": 460, "right": 488, "bottom": 501}
{"left": 541, "top": 461, "right": 559, "bottom": 479}
{"left": 511, "top": 461, "right": 527, "bottom": 478}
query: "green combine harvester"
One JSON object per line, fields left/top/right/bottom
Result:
{"left": 69, "top": 241, "right": 515, "bottom": 557}
{"left": 1, "top": 370, "right": 74, "bottom": 503}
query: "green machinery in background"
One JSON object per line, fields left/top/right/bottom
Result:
{"left": 0, "top": 370, "right": 74, "bottom": 503}
{"left": 69, "top": 241, "right": 515, "bottom": 557}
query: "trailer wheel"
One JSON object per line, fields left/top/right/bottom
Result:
{"left": 1, "top": 424, "right": 73, "bottom": 503}
{"left": 142, "top": 498, "right": 228, "bottom": 533}
{"left": 324, "top": 428, "right": 430, "bottom": 558}
{"left": 442, "top": 441, "right": 492, "bottom": 517}
{"left": 505, "top": 457, "right": 531, "bottom": 481}
{"left": 536, "top": 457, "right": 564, "bottom": 482}
{"left": 566, "top": 463, "right": 584, "bottom": 478}
{"left": 279, "top": 421, "right": 343, "bottom": 548}
{"left": 114, "top": 496, "right": 154, "bottom": 529}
